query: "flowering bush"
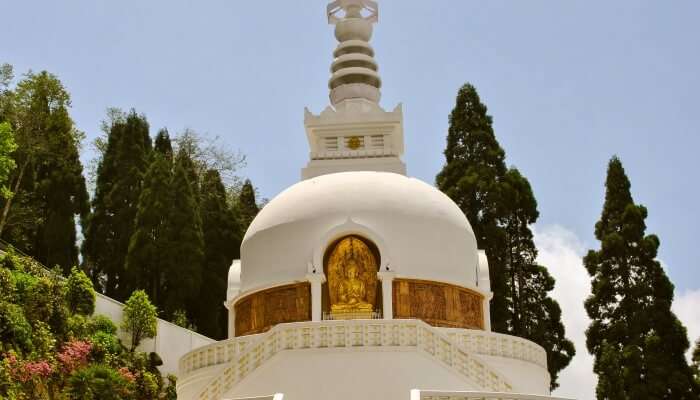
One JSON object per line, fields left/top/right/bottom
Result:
{"left": 0, "top": 249, "right": 176, "bottom": 399}
{"left": 57, "top": 340, "right": 92, "bottom": 373}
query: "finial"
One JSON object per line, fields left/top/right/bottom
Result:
{"left": 326, "top": 0, "right": 382, "bottom": 106}
{"left": 327, "top": 0, "right": 378, "bottom": 25}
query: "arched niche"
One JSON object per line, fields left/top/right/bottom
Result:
{"left": 321, "top": 234, "right": 382, "bottom": 318}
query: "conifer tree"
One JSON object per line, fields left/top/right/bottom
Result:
{"left": 195, "top": 169, "right": 240, "bottom": 339}
{"left": 162, "top": 149, "right": 204, "bottom": 319}
{"left": 83, "top": 110, "right": 152, "bottom": 299}
{"left": 125, "top": 149, "right": 173, "bottom": 305}
{"left": 692, "top": 338, "right": 700, "bottom": 385}
{"left": 436, "top": 83, "right": 573, "bottom": 388}
{"left": 154, "top": 129, "right": 173, "bottom": 161}
{"left": 584, "top": 157, "right": 699, "bottom": 399}
{"left": 0, "top": 71, "right": 89, "bottom": 273}
{"left": 237, "top": 179, "right": 259, "bottom": 233}
{"left": 436, "top": 84, "right": 508, "bottom": 329}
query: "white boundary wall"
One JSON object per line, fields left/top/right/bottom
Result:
{"left": 95, "top": 293, "right": 215, "bottom": 376}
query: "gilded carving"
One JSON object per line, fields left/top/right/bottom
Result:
{"left": 326, "top": 236, "right": 378, "bottom": 317}
{"left": 393, "top": 279, "right": 484, "bottom": 330}
{"left": 234, "top": 282, "right": 311, "bottom": 337}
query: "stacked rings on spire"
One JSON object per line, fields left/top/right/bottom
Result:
{"left": 328, "top": 4, "right": 382, "bottom": 105}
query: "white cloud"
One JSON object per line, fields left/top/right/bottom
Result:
{"left": 532, "top": 225, "right": 700, "bottom": 400}
{"left": 533, "top": 225, "right": 596, "bottom": 400}
{"left": 673, "top": 288, "right": 700, "bottom": 360}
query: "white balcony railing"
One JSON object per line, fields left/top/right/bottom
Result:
{"left": 411, "top": 390, "right": 575, "bottom": 400}
{"left": 186, "top": 319, "right": 515, "bottom": 400}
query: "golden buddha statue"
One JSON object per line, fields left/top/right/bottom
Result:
{"left": 331, "top": 260, "right": 373, "bottom": 313}
{"left": 326, "top": 236, "right": 378, "bottom": 318}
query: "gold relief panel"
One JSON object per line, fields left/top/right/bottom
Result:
{"left": 393, "top": 279, "right": 484, "bottom": 330}
{"left": 234, "top": 282, "right": 311, "bottom": 337}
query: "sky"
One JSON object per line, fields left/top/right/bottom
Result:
{"left": 2, "top": 1, "right": 700, "bottom": 398}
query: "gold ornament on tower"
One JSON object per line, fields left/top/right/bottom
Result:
{"left": 327, "top": 236, "right": 378, "bottom": 318}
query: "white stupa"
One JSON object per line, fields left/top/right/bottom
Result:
{"left": 177, "top": 2, "right": 571, "bottom": 400}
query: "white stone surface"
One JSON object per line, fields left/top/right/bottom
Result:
{"left": 94, "top": 293, "right": 214, "bottom": 376}
{"left": 177, "top": 320, "right": 552, "bottom": 400}
{"left": 239, "top": 171, "right": 481, "bottom": 298}
{"left": 302, "top": 99, "right": 406, "bottom": 179}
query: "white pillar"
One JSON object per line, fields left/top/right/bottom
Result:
{"left": 484, "top": 292, "right": 493, "bottom": 331}
{"left": 377, "top": 271, "right": 395, "bottom": 320}
{"left": 306, "top": 273, "right": 326, "bottom": 321}
{"left": 228, "top": 307, "right": 236, "bottom": 338}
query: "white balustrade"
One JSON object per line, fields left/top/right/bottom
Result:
{"left": 410, "top": 390, "right": 574, "bottom": 400}
{"left": 183, "top": 320, "right": 517, "bottom": 400}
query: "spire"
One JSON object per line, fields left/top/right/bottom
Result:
{"left": 327, "top": 0, "right": 381, "bottom": 106}
{"left": 301, "top": 1, "right": 405, "bottom": 180}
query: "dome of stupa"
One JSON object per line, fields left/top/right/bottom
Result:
{"left": 239, "top": 171, "right": 480, "bottom": 295}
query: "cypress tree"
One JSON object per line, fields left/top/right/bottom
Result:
{"left": 584, "top": 157, "right": 699, "bottom": 399}
{"left": 194, "top": 169, "right": 240, "bottom": 339}
{"left": 162, "top": 149, "right": 204, "bottom": 319}
{"left": 125, "top": 150, "right": 173, "bottom": 305}
{"left": 154, "top": 129, "right": 173, "bottom": 161}
{"left": 692, "top": 338, "right": 700, "bottom": 385}
{"left": 498, "top": 168, "right": 575, "bottom": 387}
{"left": 83, "top": 110, "right": 151, "bottom": 299}
{"left": 436, "top": 83, "right": 573, "bottom": 388}
{"left": 436, "top": 84, "right": 508, "bottom": 330}
{"left": 237, "top": 179, "right": 259, "bottom": 233}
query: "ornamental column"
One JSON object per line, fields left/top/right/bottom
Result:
{"left": 306, "top": 273, "right": 327, "bottom": 321}
{"left": 377, "top": 271, "right": 395, "bottom": 319}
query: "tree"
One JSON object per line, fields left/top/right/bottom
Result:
{"left": 0, "top": 71, "right": 89, "bottom": 274}
{"left": 0, "top": 122, "right": 17, "bottom": 199}
{"left": 122, "top": 290, "right": 157, "bottom": 352}
{"left": 584, "top": 157, "right": 699, "bottom": 399}
{"left": 125, "top": 151, "right": 173, "bottom": 305}
{"left": 237, "top": 179, "right": 259, "bottom": 233}
{"left": 436, "top": 84, "right": 507, "bottom": 329}
{"left": 153, "top": 129, "right": 173, "bottom": 161}
{"left": 83, "top": 110, "right": 152, "bottom": 299}
{"left": 436, "top": 83, "right": 573, "bottom": 388}
{"left": 692, "top": 338, "right": 700, "bottom": 385}
{"left": 66, "top": 267, "right": 96, "bottom": 316}
{"left": 497, "top": 168, "right": 575, "bottom": 387}
{"left": 194, "top": 169, "right": 240, "bottom": 339}
{"left": 162, "top": 150, "right": 204, "bottom": 319}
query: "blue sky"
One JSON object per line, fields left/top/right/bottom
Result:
{"left": 3, "top": 1, "right": 699, "bottom": 397}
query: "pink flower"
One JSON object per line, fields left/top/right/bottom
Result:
{"left": 21, "top": 361, "right": 53, "bottom": 382}
{"left": 118, "top": 367, "right": 136, "bottom": 383}
{"left": 57, "top": 340, "right": 92, "bottom": 373}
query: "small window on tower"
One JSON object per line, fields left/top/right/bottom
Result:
{"left": 324, "top": 137, "right": 339, "bottom": 151}
{"left": 370, "top": 135, "right": 384, "bottom": 148}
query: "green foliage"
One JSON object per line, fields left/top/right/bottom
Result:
{"left": 584, "top": 157, "right": 700, "bottom": 398}
{"left": 693, "top": 338, "right": 700, "bottom": 385}
{"left": 171, "top": 309, "right": 196, "bottom": 331}
{"left": 0, "top": 122, "right": 17, "bottom": 199}
{"left": 436, "top": 83, "right": 574, "bottom": 388}
{"left": 83, "top": 110, "right": 152, "bottom": 300}
{"left": 125, "top": 152, "right": 173, "bottom": 303}
{"left": 66, "top": 267, "right": 95, "bottom": 316}
{"left": 237, "top": 178, "right": 259, "bottom": 233}
{"left": 0, "top": 251, "right": 174, "bottom": 399}
{"left": 153, "top": 128, "right": 173, "bottom": 160}
{"left": 65, "top": 364, "right": 131, "bottom": 400}
{"left": 163, "top": 149, "right": 204, "bottom": 319}
{"left": 0, "top": 71, "right": 89, "bottom": 274}
{"left": 121, "top": 290, "right": 157, "bottom": 351}
{"left": 0, "top": 301, "right": 33, "bottom": 353}
{"left": 195, "top": 169, "right": 240, "bottom": 339}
